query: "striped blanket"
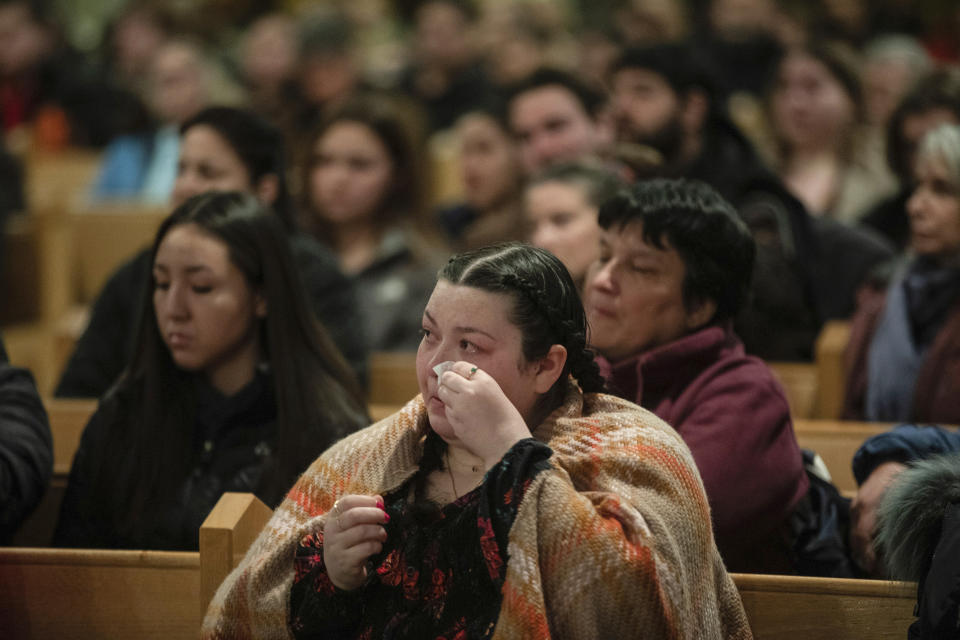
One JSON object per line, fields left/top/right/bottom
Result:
{"left": 202, "top": 381, "right": 751, "bottom": 639}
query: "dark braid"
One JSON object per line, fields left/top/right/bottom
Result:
{"left": 499, "top": 273, "right": 604, "bottom": 393}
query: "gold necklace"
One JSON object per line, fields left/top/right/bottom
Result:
{"left": 445, "top": 450, "right": 459, "bottom": 500}
{"left": 445, "top": 451, "right": 482, "bottom": 500}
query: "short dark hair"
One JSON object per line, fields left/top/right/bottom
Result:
{"left": 438, "top": 242, "right": 605, "bottom": 401}
{"left": 180, "top": 107, "right": 294, "bottom": 230}
{"left": 612, "top": 43, "right": 719, "bottom": 105}
{"left": 598, "top": 178, "right": 755, "bottom": 323}
{"left": 526, "top": 160, "right": 626, "bottom": 209}
{"left": 886, "top": 66, "right": 960, "bottom": 181}
{"left": 506, "top": 67, "right": 607, "bottom": 120}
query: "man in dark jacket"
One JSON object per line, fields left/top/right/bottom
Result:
{"left": 583, "top": 178, "right": 810, "bottom": 572}
{"left": 0, "top": 335, "right": 52, "bottom": 542}
{"left": 609, "top": 44, "right": 893, "bottom": 360}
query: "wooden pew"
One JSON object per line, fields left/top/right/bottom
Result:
{"left": 0, "top": 548, "right": 201, "bottom": 639}
{"left": 769, "top": 362, "right": 819, "bottom": 419}
{"left": 732, "top": 573, "right": 916, "bottom": 639}
{"left": 0, "top": 492, "right": 272, "bottom": 639}
{"left": 814, "top": 320, "right": 852, "bottom": 420}
{"left": 10, "top": 398, "right": 97, "bottom": 546}
{"left": 191, "top": 494, "right": 918, "bottom": 639}
{"left": 199, "top": 492, "right": 273, "bottom": 614}
{"left": 793, "top": 419, "right": 895, "bottom": 494}
{"left": 368, "top": 351, "right": 418, "bottom": 406}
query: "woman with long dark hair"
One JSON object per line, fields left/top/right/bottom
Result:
{"left": 56, "top": 105, "right": 368, "bottom": 398}
{"left": 203, "top": 242, "right": 751, "bottom": 639}
{"left": 53, "top": 192, "right": 368, "bottom": 550}
{"left": 300, "top": 96, "right": 444, "bottom": 352}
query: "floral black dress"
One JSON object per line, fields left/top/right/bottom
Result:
{"left": 289, "top": 438, "right": 552, "bottom": 639}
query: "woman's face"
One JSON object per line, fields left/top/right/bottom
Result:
{"left": 584, "top": 222, "right": 706, "bottom": 362}
{"left": 525, "top": 180, "right": 601, "bottom": 285}
{"left": 458, "top": 113, "right": 520, "bottom": 211}
{"left": 907, "top": 155, "right": 960, "bottom": 260}
{"left": 172, "top": 125, "right": 253, "bottom": 207}
{"left": 416, "top": 281, "right": 541, "bottom": 441}
{"left": 771, "top": 52, "right": 856, "bottom": 150}
{"left": 308, "top": 121, "right": 395, "bottom": 226}
{"left": 153, "top": 223, "right": 266, "bottom": 394}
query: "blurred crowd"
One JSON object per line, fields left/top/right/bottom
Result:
{"left": 2, "top": 0, "right": 960, "bottom": 603}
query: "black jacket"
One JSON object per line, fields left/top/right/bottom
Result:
{"left": 55, "top": 232, "right": 368, "bottom": 398}
{"left": 53, "top": 372, "right": 322, "bottom": 550}
{"left": 0, "top": 336, "right": 52, "bottom": 542}
{"left": 876, "top": 451, "right": 960, "bottom": 639}
{"left": 684, "top": 119, "right": 893, "bottom": 359}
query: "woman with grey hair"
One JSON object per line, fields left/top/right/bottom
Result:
{"left": 844, "top": 123, "right": 960, "bottom": 425}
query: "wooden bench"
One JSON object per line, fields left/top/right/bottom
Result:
{"left": 368, "top": 351, "right": 419, "bottom": 406}
{"left": 814, "top": 320, "right": 852, "bottom": 420}
{"left": 732, "top": 572, "right": 915, "bottom": 639}
{"left": 10, "top": 398, "right": 97, "bottom": 546}
{"left": 196, "top": 495, "right": 917, "bottom": 639}
{"left": 1, "top": 491, "right": 918, "bottom": 638}
{"left": 793, "top": 419, "right": 895, "bottom": 494}
{"left": 0, "top": 548, "right": 201, "bottom": 639}
{"left": 1, "top": 492, "right": 272, "bottom": 639}
{"left": 769, "top": 362, "right": 819, "bottom": 419}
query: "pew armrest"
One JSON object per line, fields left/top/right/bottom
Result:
{"left": 815, "top": 320, "right": 852, "bottom": 419}
{"left": 199, "top": 493, "right": 272, "bottom": 617}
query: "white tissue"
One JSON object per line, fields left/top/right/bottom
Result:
{"left": 432, "top": 361, "right": 456, "bottom": 377}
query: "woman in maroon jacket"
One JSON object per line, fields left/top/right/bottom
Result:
{"left": 582, "top": 178, "right": 818, "bottom": 574}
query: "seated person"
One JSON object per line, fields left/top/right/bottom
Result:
{"left": 298, "top": 96, "right": 446, "bottom": 352}
{"left": 56, "top": 106, "right": 367, "bottom": 398}
{"left": 53, "top": 193, "right": 368, "bottom": 550}
{"left": 0, "top": 335, "right": 52, "bottom": 542}
{"left": 525, "top": 160, "right": 625, "bottom": 291}
{"left": 875, "top": 447, "right": 960, "bottom": 638}
{"left": 436, "top": 102, "right": 525, "bottom": 251}
{"left": 582, "top": 178, "right": 809, "bottom": 572}
{"left": 202, "top": 243, "right": 751, "bottom": 639}
{"left": 850, "top": 423, "right": 960, "bottom": 576}
{"left": 844, "top": 124, "right": 960, "bottom": 423}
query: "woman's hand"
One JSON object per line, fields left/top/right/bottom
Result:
{"left": 322, "top": 494, "right": 389, "bottom": 591}
{"left": 849, "top": 460, "right": 907, "bottom": 575}
{"left": 437, "top": 361, "right": 532, "bottom": 469}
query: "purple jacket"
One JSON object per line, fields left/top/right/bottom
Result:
{"left": 597, "top": 324, "right": 809, "bottom": 571}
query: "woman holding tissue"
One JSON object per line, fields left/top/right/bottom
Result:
{"left": 202, "top": 243, "right": 751, "bottom": 639}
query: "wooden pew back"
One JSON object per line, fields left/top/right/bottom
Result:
{"left": 0, "top": 548, "right": 200, "bottom": 639}
{"left": 814, "top": 320, "right": 852, "bottom": 419}
{"left": 193, "top": 495, "right": 918, "bottom": 640}
{"left": 769, "top": 362, "right": 819, "bottom": 419}
{"left": 793, "top": 419, "right": 895, "bottom": 493}
{"left": 10, "top": 399, "right": 97, "bottom": 546}
{"left": 67, "top": 206, "right": 168, "bottom": 304}
{"left": 368, "top": 351, "right": 419, "bottom": 405}
{"left": 199, "top": 492, "right": 274, "bottom": 614}
{"left": 732, "top": 573, "right": 915, "bottom": 639}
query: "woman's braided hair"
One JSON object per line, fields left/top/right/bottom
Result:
{"left": 438, "top": 242, "right": 605, "bottom": 398}
{"left": 406, "top": 242, "right": 604, "bottom": 516}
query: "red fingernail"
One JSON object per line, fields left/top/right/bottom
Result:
{"left": 376, "top": 498, "right": 384, "bottom": 510}
{"left": 383, "top": 512, "right": 390, "bottom": 523}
